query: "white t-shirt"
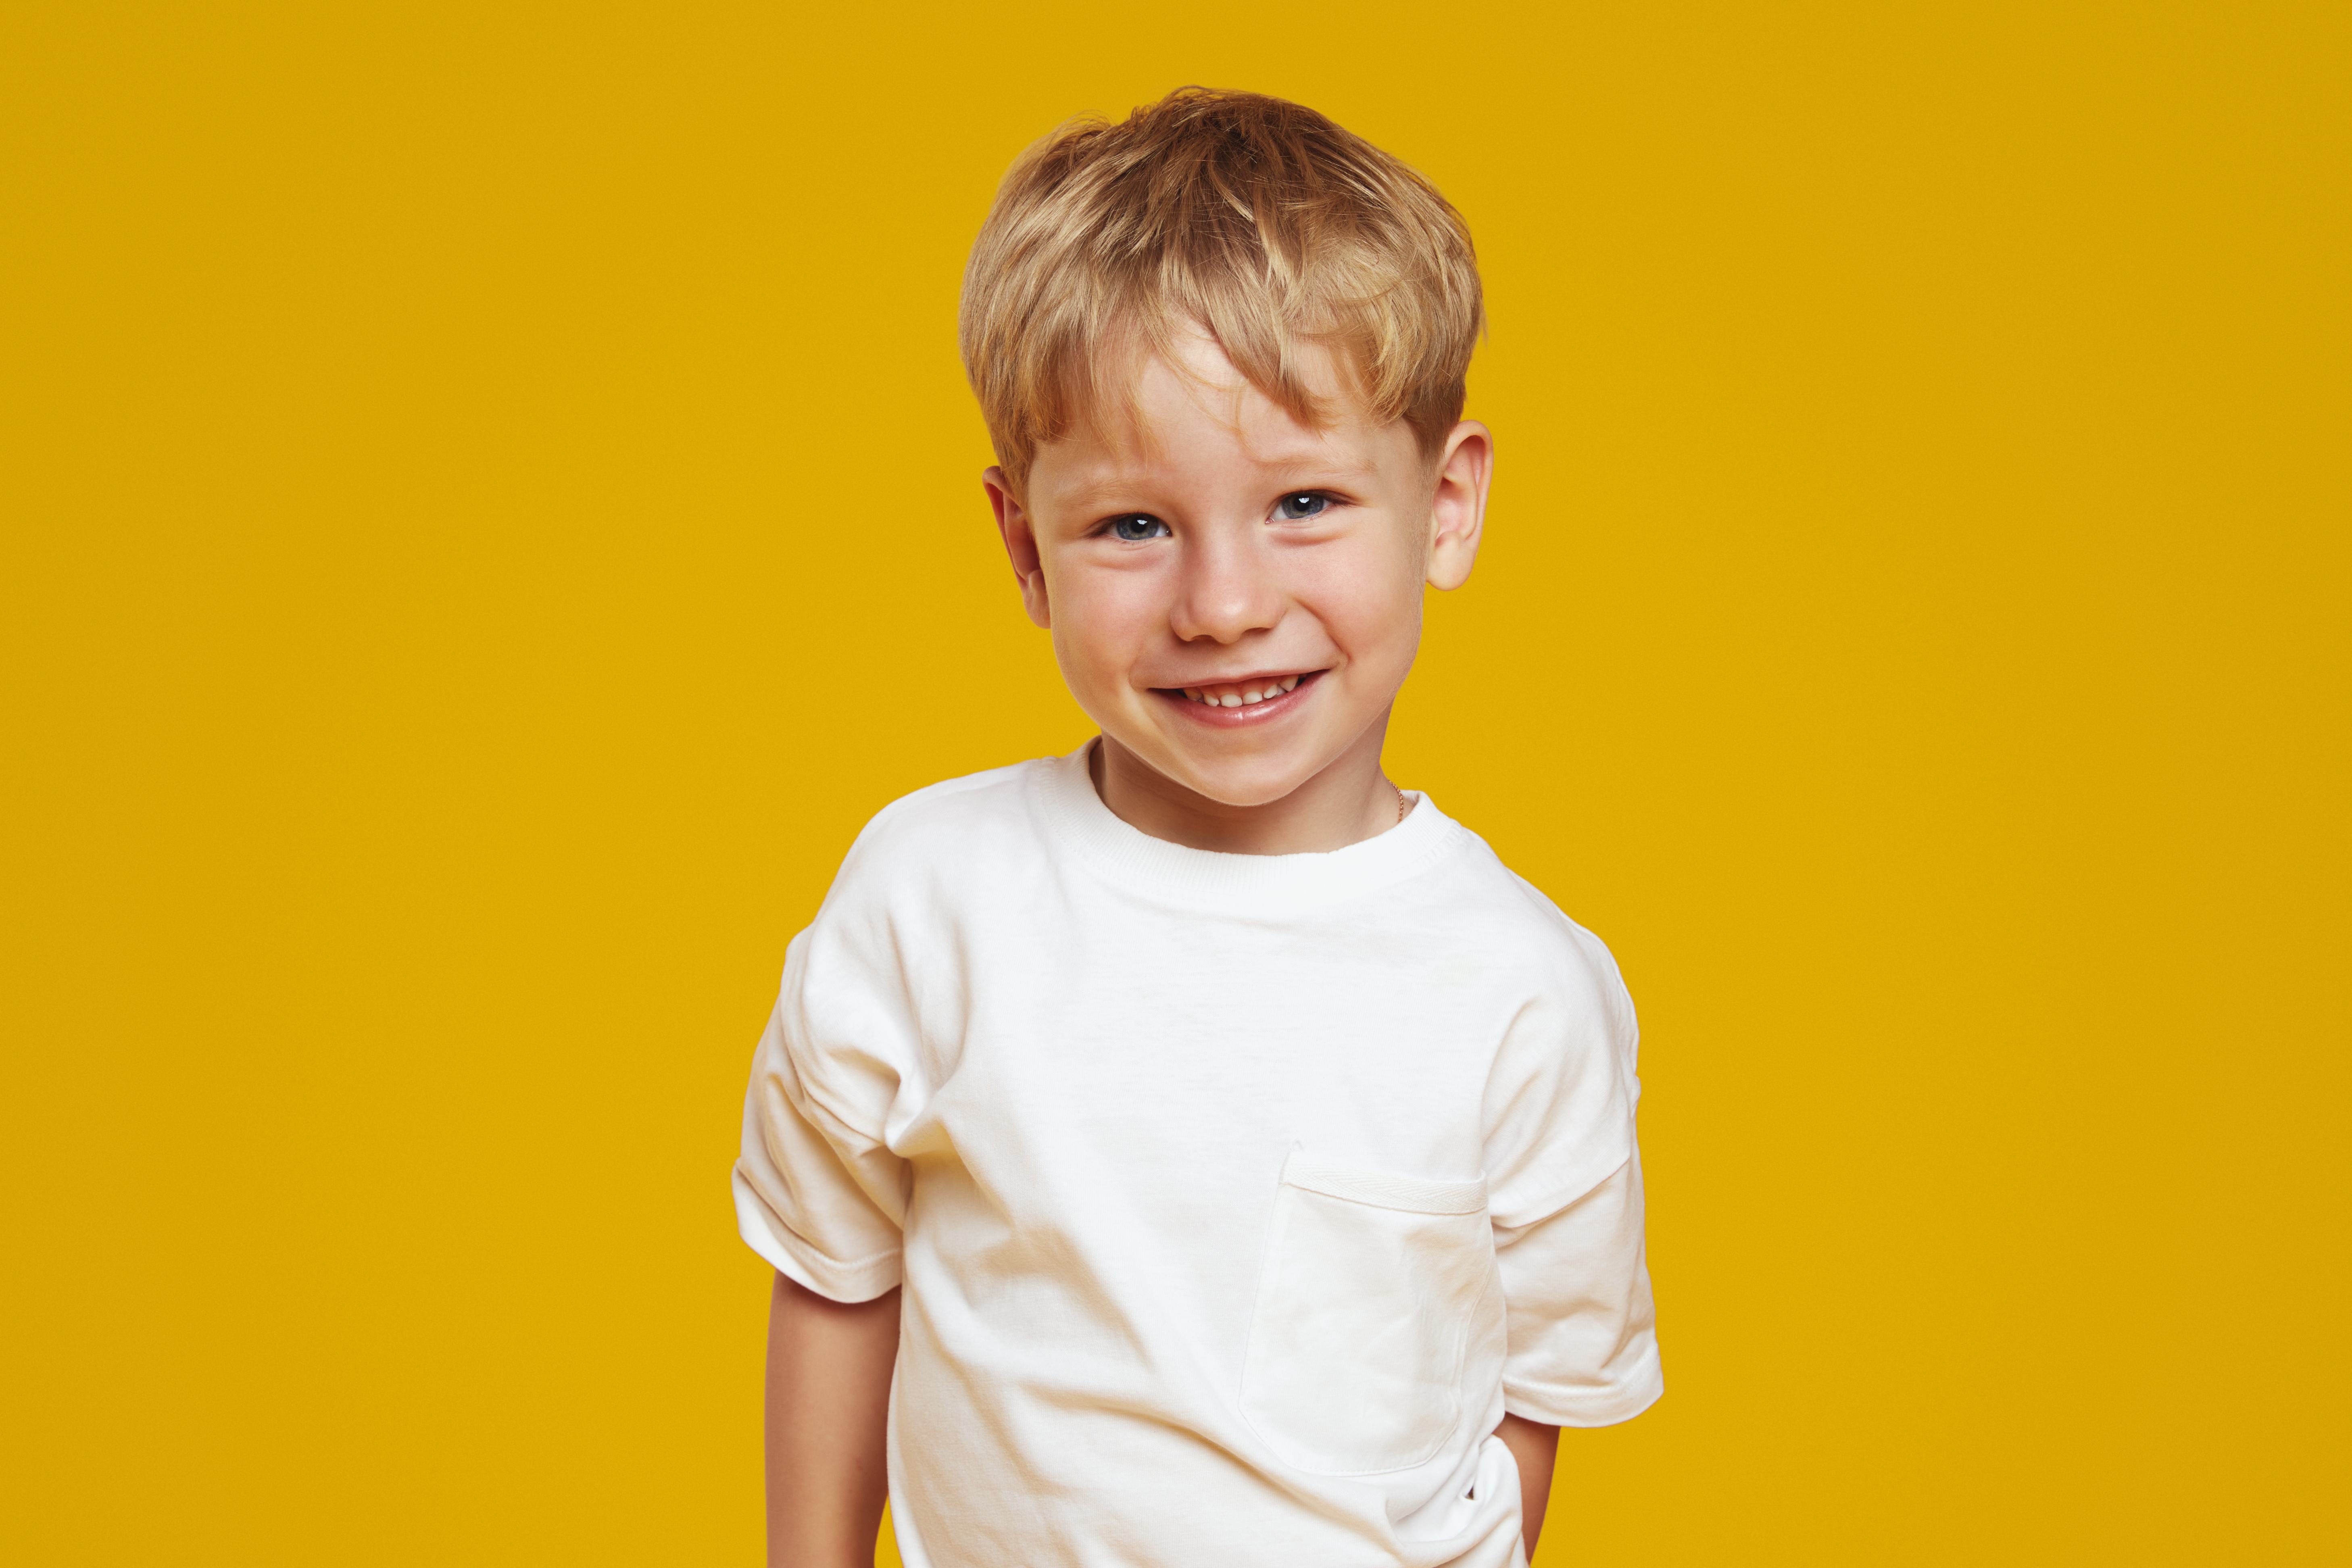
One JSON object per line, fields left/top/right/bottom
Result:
{"left": 734, "top": 744, "right": 1661, "bottom": 1568}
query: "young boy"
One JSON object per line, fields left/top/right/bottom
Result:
{"left": 734, "top": 88, "right": 1660, "bottom": 1568}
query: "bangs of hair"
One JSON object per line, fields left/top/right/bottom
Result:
{"left": 960, "top": 88, "right": 1485, "bottom": 492}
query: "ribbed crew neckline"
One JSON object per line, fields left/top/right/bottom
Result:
{"left": 1033, "top": 740, "right": 1468, "bottom": 915}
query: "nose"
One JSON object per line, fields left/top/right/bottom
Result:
{"left": 1170, "top": 529, "right": 1285, "bottom": 645}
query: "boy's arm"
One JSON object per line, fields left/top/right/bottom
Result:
{"left": 1495, "top": 1412, "right": 1560, "bottom": 1553}
{"left": 766, "top": 1272, "right": 901, "bottom": 1568}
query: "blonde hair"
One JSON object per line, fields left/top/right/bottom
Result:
{"left": 960, "top": 88, "right": 1485, "bottom": 493}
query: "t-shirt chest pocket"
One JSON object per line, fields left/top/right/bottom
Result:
{"left": 1239, "top": 1151, "right": 1502, "bottom": 1476}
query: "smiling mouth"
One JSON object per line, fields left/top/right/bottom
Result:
{"left": 1159, "top": 670, "right": 1320, "bottom": 709}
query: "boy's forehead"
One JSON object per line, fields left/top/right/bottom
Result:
{"left": 1034, "top": 336, "right": 1397, "bottom": 502}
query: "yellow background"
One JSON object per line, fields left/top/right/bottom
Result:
{"left": 6, "top": 2, "right": 2344, "bottom": 1563}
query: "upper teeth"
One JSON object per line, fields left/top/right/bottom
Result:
{"left": 1182, "top": 676, "right": 1302, "bottom": 706}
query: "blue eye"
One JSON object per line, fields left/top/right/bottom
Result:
{"left": 1274, "top": 492, "right": 1330, "bottom": 520}
{"left": 1108, "top": 515, "right": 1170, "bottom": 541}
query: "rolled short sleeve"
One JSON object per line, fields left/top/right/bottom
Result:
{"left": 732, "top": 899, "right": 922, "bottom": 1302}
{"left": 1494, "top": 1153, "right": 1662, "bottom": 1426}
{"left": 1482, "top": 908, "right": 1661, "bottom": 1424}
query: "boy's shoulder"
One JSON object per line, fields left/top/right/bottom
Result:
{"left": 865, "top": 754, "right": 1042, "bottom": 823}
{"left": 1435, "top": 844, "right": 1636, "bottom": 1020}
{"left": 1512, "top": 867, "right": 1637, "bottom": 1026}
{"left": 1486, "top": 860, "right": 1621, "bottom": 966}
{"left": 838, "top": 755, "right": 1050, "bottom": 869}
{"left": 1336, "top": 807, "right": 1630, "bottom": 1043}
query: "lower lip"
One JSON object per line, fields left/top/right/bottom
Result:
{"left": 1154, "top": 671, "right": 1322, "bottom": 728}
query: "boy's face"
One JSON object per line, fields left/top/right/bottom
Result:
{"left": 986, "top": 333, "right": 1489, "bottom": 813}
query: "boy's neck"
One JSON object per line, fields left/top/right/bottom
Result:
{"left": 1087, "top": 724, "right": 1407, "bottom": 856}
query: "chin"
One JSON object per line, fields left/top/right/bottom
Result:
{"left": 1166, "top": 755, "right": 1325, "bottom": 810}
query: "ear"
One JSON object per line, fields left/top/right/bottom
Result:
{"left": 1425, "top": 421, "right": 1493, "bottom": 592}
{"left": 983, "top": 466, "right": 1052, "bottom": 628}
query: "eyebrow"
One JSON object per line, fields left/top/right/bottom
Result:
{"left": 1258, "top": 459, "right": 1381, "bottom": 486}
{"left": 1047, "top": 460, "right": 1382, "bottom": 513}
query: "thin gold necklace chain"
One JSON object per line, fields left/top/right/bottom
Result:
{"left": 1395, "top": 784, "right": 1409, "bottom": 824}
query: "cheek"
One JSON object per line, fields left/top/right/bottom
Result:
{"left": 1047, "top": 562, "right": 1166, "bottom": 686}
{"left": 1290, "top": 540, "right": 1424, "bottom": 665}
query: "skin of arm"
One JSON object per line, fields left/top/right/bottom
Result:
{"left": 1494, "top": 1411, "right": 1561, "bottom": 1554}
{"left": 766, "top": 1272, "right": 901, "bottom": 1568}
